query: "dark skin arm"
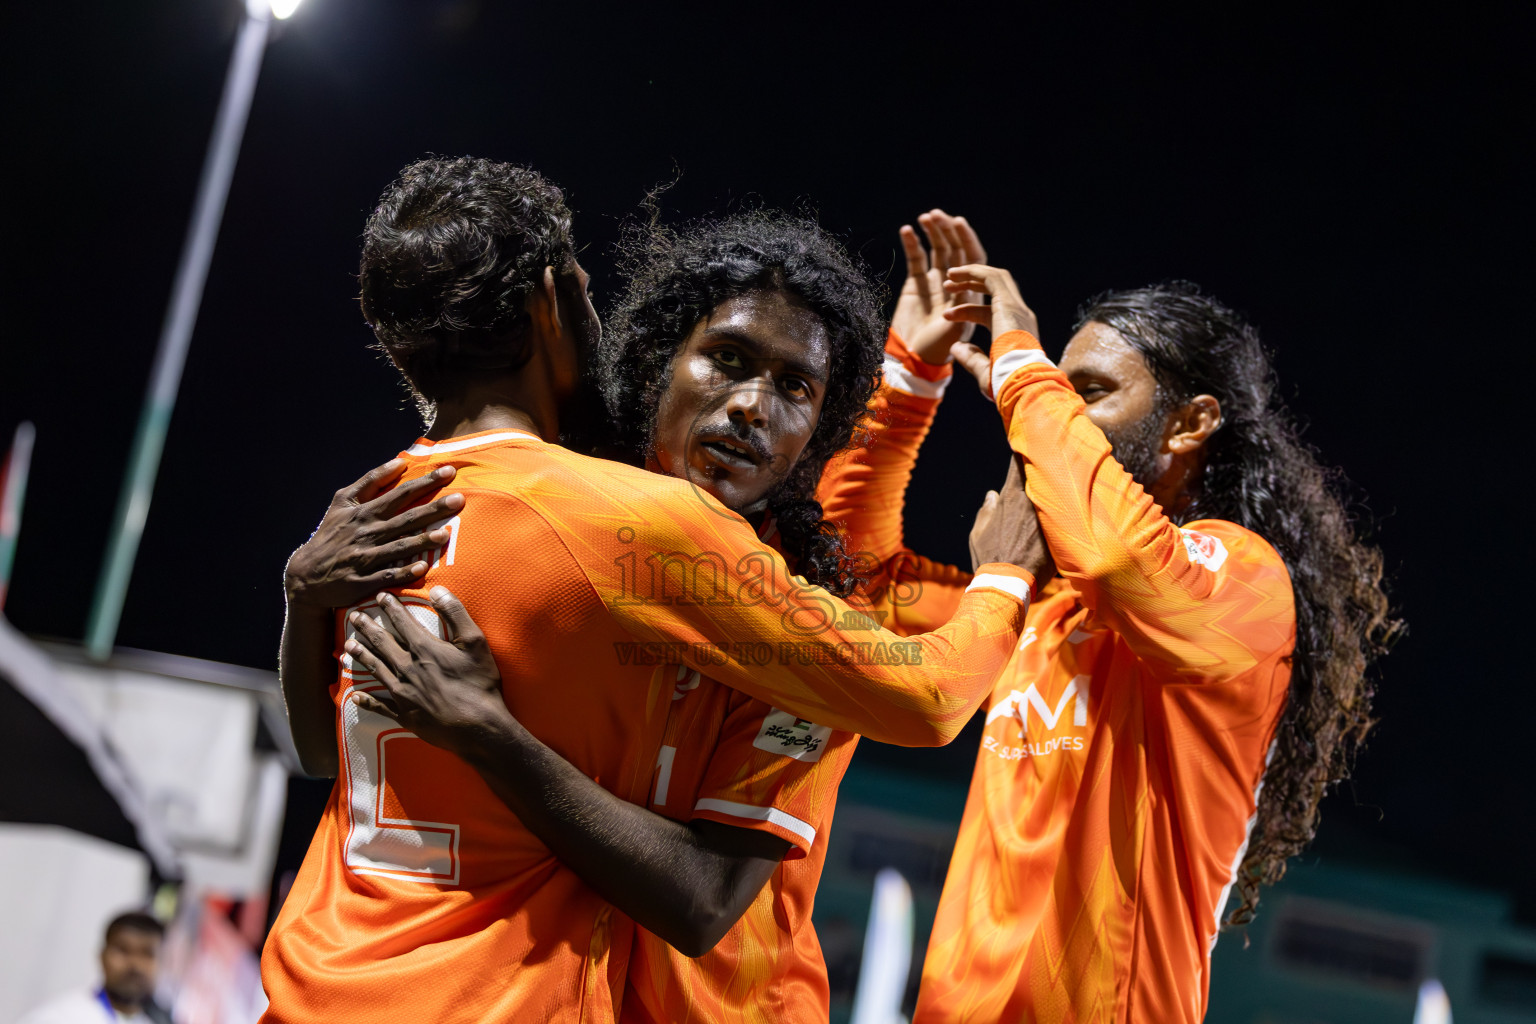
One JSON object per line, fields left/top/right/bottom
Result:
{"left": 279, "top": 459, "right": 463, "bottom": 777}
{"left": 345, "top": 590, "right": 792, "bottom": 957}
{"left": 278, "top": 601, "right": 344, "bottom": 778}
{"left": 971, "top": 453, "right": 1056, "bottom": 582}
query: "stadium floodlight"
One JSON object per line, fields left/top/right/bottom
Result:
{"left": 86, "top": 1, "right": 285, "bottom": 659}
{"left": 248, "top": 0, "right": 304, "bottom": 17}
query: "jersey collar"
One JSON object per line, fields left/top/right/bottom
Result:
{"left": 405, "top": 429, "right": 543, "bottom": 457}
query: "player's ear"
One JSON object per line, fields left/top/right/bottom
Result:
{"left": 1167, "top": 394, "right": 1222, "bottom": 454}
{"left": 526, "top": 266, "right": 562, "bottom": 337}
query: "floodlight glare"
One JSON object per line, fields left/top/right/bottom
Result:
{"left": 269, "top": 0, "right": 304, "bottom": 18}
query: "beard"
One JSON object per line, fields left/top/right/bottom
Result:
{"left": 1102, "top": 409, "right": 1167, "bottom": 493}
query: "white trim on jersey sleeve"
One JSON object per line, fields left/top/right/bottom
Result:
{"left": 1210, "top": 740, "right": 1276, "bottom": 953}
{"left": 990, "top": 348, "right": 1054, "bottom": 402}
{"left": 694, "top": 798, "right": 817, "bottom": 845}
{"left": 405, "top": 430, "right": 541, "bottom": 456}
{"left": 967, "top": 572, "right": 1030, "bottom": 603}
{"left": 882, "top": 353, "right": 950, "bottom": 399}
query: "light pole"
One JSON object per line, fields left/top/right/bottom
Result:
{"left": 86, "top": 0, "right": 304, "bottom": 658}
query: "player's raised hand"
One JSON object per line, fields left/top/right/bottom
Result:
{"left": 284, "top": 460, "right": 464, "bottom": 609}
{"left": 942, "top": 264, "right": 1041, "bottom": 401}
{"left": 345, "top": 587, "right": 509, "bottom": 757}
{"left": 891, "top": 210, "right": 989, "bottom": 365}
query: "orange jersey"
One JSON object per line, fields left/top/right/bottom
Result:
{"left": 622, "top": 662, "right": 858, "bottom": 1024}
{"left": 817, "top": 332, "right": 972, "bottom": 633}
{"left": 263, "top": 430, "right": 671, "bottom": 1024}
{"left": 619, "top": 495, "right": 983, "bottom": 1024}
{"left": 263, "top": 428, "right": 1031, "bottom": 1024}
{"left": 825, "top": 332, "right": 1297, "bottom": 1022}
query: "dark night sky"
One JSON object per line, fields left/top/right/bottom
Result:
{"left": 2, "top": 2, "right": 1530, "bottom": 912}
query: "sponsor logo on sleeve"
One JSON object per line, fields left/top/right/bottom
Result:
{"left": 1180, "top": 529, "right": 1229, "bottom": 572}
{"left": 753, "top": 708, "right": 833, "bottom": 762}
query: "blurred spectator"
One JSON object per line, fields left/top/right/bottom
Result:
{"left": 15, "top": 912, "right": 170, "bottom": 1024}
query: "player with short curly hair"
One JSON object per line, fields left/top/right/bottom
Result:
{"left": 359, "top": 155, "right": 584, "bottom": 418}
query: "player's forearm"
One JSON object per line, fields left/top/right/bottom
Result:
{"left": 991, "top": 331, "right": 1286, "bottom": 673}
{"left": 604, "top": 505, "right": 1028, "bottom": 745}
{"left": 817, "top": 333, "right": 948, "bottom": 567}
{"left": 278, "top": 601, "right": 340, "bottom": 778}
{"left": 816, "top": 393, "right": 927, "bottom": 561}
{"left": 993, "top": 330, "right": 1191, "bottom": 591}
{"left": 671, "top": 572, "right": 1030, "bottom": 747}
{"left": 871, "top": 553, "right": 973, "bottom": 637}
{"left": 459, "top": 715, "right": 775, "bottom": 956}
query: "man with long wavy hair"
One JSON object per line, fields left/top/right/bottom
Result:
{"left": 818, "top": 243, "right": 1398, "bottom": 1021}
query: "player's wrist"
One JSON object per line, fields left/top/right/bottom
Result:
{"left": 458, "top": 703, "right": 532, "bottom": 769}
{"left": 283, "top": 579, "right": 332, "bottom": 617}
{"left": 889, "top": 323, "right": 957, "bottom": 368}
{"left": 911, "top": 331, "right": 957, "bottom": 367}
{"left": 885, "top": 327, "right": 955, "bottom": 399}
{"left": 968, "top": 563, "right": 1036, "bottom": 603}
{"left": 283, "top": 552, "right": 332, "bottom": 609}
{"left": 284, "top": 583, "right": 326, "bottom": 610}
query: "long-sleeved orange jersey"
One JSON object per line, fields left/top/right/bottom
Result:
{"left": 620, "top": 492, "right": 979, "bottom": 1023}
{"left": 817, "top": 331, "right": 1295, "bottom": 1023}
{"left": 620, "top": 516, "right": 864, "bottom": 1024}
{"left": 262, "top": 429, "right": 1031, "bottom": 1024}
{"left": 622, "top": 662, "right": 858, "bottom": 1024}
{"left": 817, "top": 333, "right": 973, "bottom": 635}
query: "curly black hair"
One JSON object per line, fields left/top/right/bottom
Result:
{"left": 601, "top": 211, "right": 886, "bottom": 596}
{"left": 359, "top": 156, "right": 575, "bottom": 417}
{"left": 1078, "top": 281, "right": 1402, "bottom": 926}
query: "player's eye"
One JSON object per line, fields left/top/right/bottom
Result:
{"left": 711, "top": 350, "right": 744, "bottom": 370}
{"left": 781, "top": 376, "right": 810, "bottom": 397}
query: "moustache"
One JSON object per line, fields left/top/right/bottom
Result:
{"left": 693, "top": 422, "right": 773, "bottom": 465}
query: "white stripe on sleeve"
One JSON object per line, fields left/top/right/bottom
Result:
{"left": 1209, "top": 741, "right": 1276, "bottom": 952}
{"left": 882, "top": 354, "right": 950, "bottom": 399}
{"left": 966, "top": 573, "right": 1030, "bottom": 603}
{"left": 989, "top": 348, "right": 1054, "bottom": 402}
{"left": 405, "top": 430, "right": 540, "bottom": 456}
{"left": 694, "top": 798, "right": 817, "bottom": 845}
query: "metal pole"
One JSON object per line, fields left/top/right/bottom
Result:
{"left": 86, "top": 6, "right": 272, "bottom": 659}
{"left": 0, "top": 421, "right": 37, "bottom": 611}
{"left": 850, "top": 868, "right": 915, "bottom": 1024}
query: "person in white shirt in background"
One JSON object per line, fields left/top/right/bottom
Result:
{"left": 16, "top": 912, "right": 168, "bottom": 1024}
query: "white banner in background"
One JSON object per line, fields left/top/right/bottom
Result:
{"left": 0, "top": 825, "right": 151, "bottom": 1024}
{"left": 53, "top": 664, "right": 258, "bottom": 852}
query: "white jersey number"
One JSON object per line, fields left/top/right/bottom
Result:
{"left": 338, "top": 597, "right": 462, "bottom": 885}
